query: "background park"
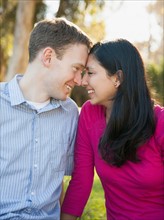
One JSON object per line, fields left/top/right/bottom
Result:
{"left": 0, "top": 0, "right": 163, "bottom": 219}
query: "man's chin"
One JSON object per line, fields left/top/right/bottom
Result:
{"left": 51, "top": 94, "right": 67, "bottom": 101}
{"left": 60, "top": 94, "right": 69, "bottom": 101}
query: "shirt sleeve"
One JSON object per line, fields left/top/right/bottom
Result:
{"left": 65, "top": 106, "right": 79, "bottom": 176}
{"left": 62, "top": 103, "right": 94, "bottom": 216}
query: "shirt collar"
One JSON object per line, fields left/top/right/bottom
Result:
{"left": 8, "top": 74, "right": 26, "bottom": 106}
{"left": 8, "top": 74, "right": 70, "bottom": 111}
{"left": 51, "top": 99, "right": 69, "bottom": 111}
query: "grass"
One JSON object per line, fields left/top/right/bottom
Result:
{"left": 63, "top": 170, "right": 106, "bottom": 220}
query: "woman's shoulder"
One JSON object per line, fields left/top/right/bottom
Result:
{"left": 154, "top": 105, "right": 164, "bottom": 122}
{"left": 153, "top": 105, "right": 164, "bottom": 146}
{"left": 80, "top": 100, "right": 105, "bottom": 122}
{"left": 81, "top": 100, "right": 104, "bottom": 114}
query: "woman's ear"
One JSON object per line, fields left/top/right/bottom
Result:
{"left": 114, "top": 70, "right": 123, "bottom": 87}
{"left": 41, "top": 47, "right": 53, "bottom": 67}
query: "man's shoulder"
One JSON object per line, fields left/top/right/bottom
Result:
{"left": 0, "top": 82, "right": 7, "bottom": 91}
{"left": 61, "top": 97, "right": 79, "bottom": 112}
{"left": 0, "top": 82, "right": 8, "bottom": 98}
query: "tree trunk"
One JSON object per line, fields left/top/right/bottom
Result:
{"left": 5, "top": 0, "right": 36, "bottom": 81}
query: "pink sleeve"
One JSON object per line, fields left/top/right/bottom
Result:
{"left": 61, "top": 103, "right": 94, "bottom": 216}
{"left": 155, "top": 106, "right": 164, "bottom": 162}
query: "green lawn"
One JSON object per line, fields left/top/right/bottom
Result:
{"left": 64, "top": 171, "right": 106, "bottom": 220}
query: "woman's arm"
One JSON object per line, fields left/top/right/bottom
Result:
{"left": 60, "top": 213, "right": 77, "bottom": 220}
{"left": 61, "top": 102, "right": 95, "bottom": 217}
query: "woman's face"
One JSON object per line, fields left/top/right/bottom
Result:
{"left": 82, "top": 54, "right": 119, "bottom": 107}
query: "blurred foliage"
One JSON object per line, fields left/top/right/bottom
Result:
{"left": 71, "top": 86, "right": 89, "bottom": 107}
{"left": 0, "top": 0, "right": 47, "bottom": 81}
{"left": 147, "top": 0, "right": 163, "bottom": 26}
{"left": 64, "top": 171, "right": 106, "bottom": 220}
{"left": 56, "top": 0, "right": 106, "bottom": 43}
{"left": 146, "top": 59, "right": 164, "bottom": 106}
{"left": 146, "top": 1, "right": 164, "bottom": 64}
{"left": 57, "top": 0, "right": 104, "bottom": 23}
{"left": 0, "top": 0, "right": 17, "bottom": 81}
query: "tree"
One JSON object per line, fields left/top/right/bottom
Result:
{"left": 0, "top": 0, "right": 18, "bottom": 81}
{"left": 0, "top": 0, "right": 47, "bottom": 82}
{"left": 56, "top": 0, "right": 106, "bottom": 42}
{"left": 5, "top": 0, "right": 36, "bottom": 81}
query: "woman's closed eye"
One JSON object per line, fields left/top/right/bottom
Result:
{"left": 85, "top": 67, "right": 96, "bottom": 76}
{"left": 87, "top": 71, "right": 96, "bottom": 77}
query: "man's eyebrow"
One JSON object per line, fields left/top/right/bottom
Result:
{"left": 73, "top": 63, "right": 85, "bottom": 69}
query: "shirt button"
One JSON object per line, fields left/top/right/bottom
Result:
{"left": 34, "top": 164, "right": 38, "bottom": 169}
{"left": 35, "top": 138, "right": 38, "bottom": 143}
{"left": 31, "top": 191, "right": 35, "bottom": 196}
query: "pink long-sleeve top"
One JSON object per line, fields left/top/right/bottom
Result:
{"left": 62, "top": 101, "right": 164, "bottom": 220}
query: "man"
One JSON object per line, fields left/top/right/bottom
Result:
{"left": 0, "top": 18, "right": 92, "bottom": 220}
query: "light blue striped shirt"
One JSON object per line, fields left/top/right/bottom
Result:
{"left": 0, "top": 75, "right": 79, "bottom": 220}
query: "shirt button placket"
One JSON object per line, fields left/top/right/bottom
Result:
{"left": 31, "top": 113, "right": 39, "bottom": 199}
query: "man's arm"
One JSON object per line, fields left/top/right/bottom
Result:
{"left": 60, "top": 181, "right": 65, "bottom": 205}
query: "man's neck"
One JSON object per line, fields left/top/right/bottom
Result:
{"left": 19, "top": 72, "right": 49, "bottom": 103}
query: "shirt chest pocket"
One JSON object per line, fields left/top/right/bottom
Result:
{"left": 50, "top": 132, "right": 69, "bottom": 172}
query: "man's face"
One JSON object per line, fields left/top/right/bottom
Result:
{"left": 45, "top": 44, "right": 88, "bottom": 100}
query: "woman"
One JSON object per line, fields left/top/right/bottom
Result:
{"left": 61, "top": 39, "right": 164, "bottom": 220}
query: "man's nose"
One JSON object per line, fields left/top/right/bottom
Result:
{"left": 81, "top": 73, "right": 88, "bottom": 87}
{"left": 73, "top": 73, "right": 82, "bottom": 86}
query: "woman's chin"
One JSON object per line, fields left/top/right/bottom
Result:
{"left": 90, "top": 98, "right": 98, "bottom": 105}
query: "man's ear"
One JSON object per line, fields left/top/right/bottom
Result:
{"left": 41, "top": 47, "right": 53, "bottom": 67}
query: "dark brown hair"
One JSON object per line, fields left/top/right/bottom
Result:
{"left": 28, "top": 17, "right": 92, "bottom": 62}
{"left": 90, "top": 39, "right": 155, "bottom": 167}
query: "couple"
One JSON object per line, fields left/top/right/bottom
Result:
{"left": 0, "top": 18, "right": 163, "bottom": 220}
